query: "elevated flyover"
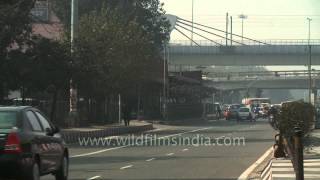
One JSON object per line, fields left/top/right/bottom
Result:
{"left": 203, "top": 70, "right": 320, "bottom": 90}
{"left": 169, "top": 40, "right": 320, "bottom": 66}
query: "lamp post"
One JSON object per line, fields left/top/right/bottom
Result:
{"left": 163, "top": 44, "right": 167, "bottom": 120}
{"left": 69, "top": 0, "right": 79, "bottom": 126}
{"left": 238, "top": 14, "right": 247, "bottom": 44}
{"left": 307, "top": 17, "right": 312, "bottom": 103}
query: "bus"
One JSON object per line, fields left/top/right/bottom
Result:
{"left": 242, "top": 98, "right": 271, "bottom": 108}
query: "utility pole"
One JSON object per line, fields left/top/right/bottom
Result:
{"left": 118, "top": 94, "right": 121, "bottom": 124}
{"left": 230, "top": 16, "right": 233, "bottom": 46}
{"left": 163, "top": 44, "right": 167, "bottom": 120}
{"left": 71, "top": 0, "right": 78, "bottom": 47}
{"left": 191, "top": 0, "right": 194, "bottom": 46}
{"left": 226, "top": 12, "right": 229, "bottom": 46}
{"left": 307, "top": 17, "right": 312, "bottom": 103}
{"left": 239, "top": 14, "right": 247, "bottom": 44}
{"left": 69, "top": 0, "right": 79, "bottom": 125}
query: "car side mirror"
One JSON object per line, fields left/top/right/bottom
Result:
{"left": 52, "top": 126, "right": 60, "bottom": 134}
{"left": 45, "top": 128, "right": 54, "bottom": 136}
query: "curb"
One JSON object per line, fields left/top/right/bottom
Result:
{"left": 238, "top": 146, "right": 273, "bottom": 180}
{"left": 61, "top": 124, "right": 153, "bottom": 144}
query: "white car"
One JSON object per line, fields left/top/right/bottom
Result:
{"left": 237, "top": 107, "right": 255, "bottom": 120}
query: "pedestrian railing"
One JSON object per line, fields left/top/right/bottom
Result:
{"left": 169, "top": 39, "right": 320, "bottom": 46}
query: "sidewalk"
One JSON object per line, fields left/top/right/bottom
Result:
{"left": 247, "top": 129, "right": 320, "bottom": 180}
{"left": 61, "top": 120, "right": 153, "bottom": 144}
{"left": 305, "top": 128, "right": 320, "bottom": 158}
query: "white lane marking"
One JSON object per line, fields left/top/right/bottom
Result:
{"left": 159, "top": 127, "right": 212, "bottom": 139}
{"left": 120, "top": 165, "right": 133, "bottom": 170}
{"left": 71, "top": 145, "right": 128, "bottom": 158}
{"left": 104, "top": 136, "right": 120, "bottom": 140}
{"left": 71, "top": 127, "right": 212, "bottom": 158}
{"left": 237, "top": 146, "right": 273, "bottom": 180}
{"left": 182, "top": 148, "right": 189, "bottom": 152}
{"left": 166, "top": 153, "right": 174, "bottom": 156}
{"left": 146, "top": 158, "right": 155, "bottom": 162}
{"left": 87, "top": 176, "right": 101, "bottom": 180}
{"left": 146, "top": 128, "right": 166, "bottom": 132}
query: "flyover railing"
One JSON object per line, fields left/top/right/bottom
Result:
{"left": 204, "top": 70, "right": 320, "bottom": 82}
{"left": 169, "top": 39, "right": 320, "bottom": 46}
{"left": 168, "top": 44, "right": 320, "bottom": 55}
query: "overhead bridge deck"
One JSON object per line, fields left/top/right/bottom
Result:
{"left": 169, "top": 44, "right": 320, "bottom": 66}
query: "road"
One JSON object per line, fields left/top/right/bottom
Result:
{"left": 43, "top": 119, "right": 275, "bottom": 180}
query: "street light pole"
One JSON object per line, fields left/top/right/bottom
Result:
{"left": 238, "top": 14, "right": 247, "bottom": 44}
{"left": 163, "top": 44, "right": 167, "bottom": 120}
{"left": 69, "top": 0, "right": 79, "bottom": 126}
{"left": 307, "top": 17, "right": 312, "bottom": 103}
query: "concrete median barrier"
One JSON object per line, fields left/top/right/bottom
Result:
{"left": 61, "top": 124, "right": 154, "bottom": 144}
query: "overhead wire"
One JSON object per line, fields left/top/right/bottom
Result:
{"left": 175, "top": 23, "right": 222, "bottom": 46}
{"left": 174, "top": 27, "right": 200, "bottom": 46}
{"left": 177, "top": 17, "right": 270, "bottom": 45}
{"left": 177, "top": 20, "right": 246, "bottom": 45}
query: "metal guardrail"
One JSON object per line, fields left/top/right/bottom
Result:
{"left": 170, "top": 39, "right": 320, "bottom": 46}
{"left": 168, "top": 44, "right": 320, "bottom": 55}
{"left": 206, "top": 70, "right": 320, "bottom": 77}
{"left": 204, "top": 70, "right": 320, "bottom": 82}
{"left": 205, "top": 76, "right": 316, "bottom": 82}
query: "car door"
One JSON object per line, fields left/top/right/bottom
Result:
{"left": 34, "top": 111, "right": 62, "bottom": 171}
{"left": 25, "top": 110, "right": 51, "bottom": 173}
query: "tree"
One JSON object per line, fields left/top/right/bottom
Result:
{"left": 278, "top": 101, "right": 315, "bottom": 137}
{"left": 0, "top": 0, "right": 35, "bottom": 101}
{"left": 70, "top": 2, "right": 169, "bottom": 122}
{"left": 6, "top": 36, "right": 71, "bottom": 122}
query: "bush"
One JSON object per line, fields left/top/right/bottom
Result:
{"left": 278, "top": 101, "right": 315, "bottom": 137}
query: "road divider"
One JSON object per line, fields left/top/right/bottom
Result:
{"left": 61, "top": 124, "right": 153, "bottom": 144}
{"left": 238, "top": 146, "right": 273, "bottom": 180}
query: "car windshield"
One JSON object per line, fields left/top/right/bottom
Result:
{"left": 0, "top": 111, "right": 17, "bottom": 129}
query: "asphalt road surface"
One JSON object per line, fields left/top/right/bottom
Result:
{"left": 43, "top": 119, "right": 275, "bottom": 180}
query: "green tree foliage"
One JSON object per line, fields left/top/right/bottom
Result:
{"left": 51, "top": 0, "right": 169, "bottom": 46}
{"left": 0, "top": 0, "right": 35, "bottom": 100}
{"left": 278, "top": 101, "right": 315, "bottom": 136}
{"left": 0, "top": 0, "right": 34, "bottom": 54}
{"left": 5, "top": 36, "right": 71, "bottom": 121}
{"left": 73, "top": 3, "right": 169, "bottom": 96}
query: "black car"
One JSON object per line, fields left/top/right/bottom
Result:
{"left": 0, "top": 106, "right": 69, "bottom": 180}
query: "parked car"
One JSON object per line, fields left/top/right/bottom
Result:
{"left": 224, "top": 104, "right": 241, "bottom": 120}
{"left": 237, "top": 107, "right": 255, "bottom": 121}
{"left": 0, "top": 106, "right": 69, "bottom": 180}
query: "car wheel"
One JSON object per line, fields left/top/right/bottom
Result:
{"left": 55, "top": 154, "right": 69, "bottom": 180}
{"left": 26, "top": 161, "right": 40, "bottom": 180}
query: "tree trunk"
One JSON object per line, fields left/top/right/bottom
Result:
{"left": 0, "top": 83, "right": 4, "bottom": 104}
{"left": 50, "top": 90, "right": 58, "bottom": 122}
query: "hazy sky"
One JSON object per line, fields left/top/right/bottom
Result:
{"left": 161, "top": 0, "right": 320, "bottom": 70}
{"left": 161, "top": 0, "right": 320, "bottom": 41}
